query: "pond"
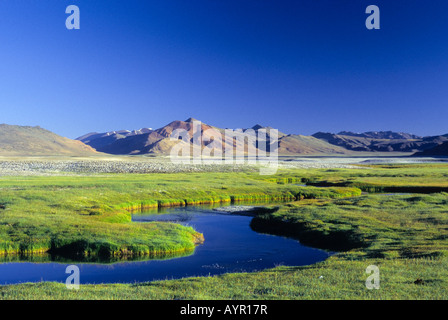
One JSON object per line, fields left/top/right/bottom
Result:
{"left": 0, "top": 204, "right": 332, "bottom": 285}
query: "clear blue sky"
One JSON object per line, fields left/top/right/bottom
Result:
{"left": 0, "top": 0, "right": 447, "bottom": 138}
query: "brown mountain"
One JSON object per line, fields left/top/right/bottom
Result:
{"left": 78, "top": 118, "right": 352, "bottom": 156}
{"left": 77, "top": 119, "right": 447, "bottom": 156}
{"left": 0, "top": 124, "right": 98, "bottom": 156}
{"left": 277, "top": 134, "right": 349, "bottom": 154}
{"left": 78, "top": 118, "right": 221, "bottom": 155}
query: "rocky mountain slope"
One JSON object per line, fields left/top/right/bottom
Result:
{"left": 77, "top": 119, "right": 448, "bottom": 156}
{"left": 78, "top": 118, "right": 349, "bottom": 155}
{"left": 312, "top": 131, "right": 448, "bottom": 153}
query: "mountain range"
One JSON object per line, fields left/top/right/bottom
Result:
{"left": 0, "top": 119, "right": 447, "bottom": 157}
{"left": 76, "top": 118, "right": 448, "bottom": 157}
{"left": 312, "top": 131, "right": 448, "bottom": 153}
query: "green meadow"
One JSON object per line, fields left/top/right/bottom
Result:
{"left": 0, "top": 171, "right": 359, "bottom": 258}
{"left": 0, "top": 163, "right": 448, "bottom": 299}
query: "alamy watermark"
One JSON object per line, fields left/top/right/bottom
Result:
{"left": 365, "top": 265, "right": 380, "bottom": 289}
{"left": 169, "top": 120, "right": 279, "bottom": 175}
{"left": 65, "top": 265, "right": 80, "bottom": 290}
{"left": 365, "top": 5, "right": 380, "bottom": 30}
{"left": 65, "top": 5, "right": 380, "bottom": 31}
{"left": 66, "top": 5, "right": 80, "bottom": 30}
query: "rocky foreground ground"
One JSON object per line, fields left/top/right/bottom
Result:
{"left": 0, "top": 156, "right": 445, "bottom": 176}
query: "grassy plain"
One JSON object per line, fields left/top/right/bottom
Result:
{"left": 0, "top": 171, "right": 359, "bottom": 258}
{"left": 0, "top": 162, "right": 448, "bottom": 299}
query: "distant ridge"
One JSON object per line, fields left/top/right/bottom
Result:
{"left": 336, "top": 131, "right": 422, "bottom": 140}
{"left": 2, "top": 121, "right": 445, "bottom": 157}
{"left": 0, "top": 124, "right": 98, "bottom": 156}
{"left": 76, "top": 120, "right": 448, "bottom": 156}
{"left": 312, "top": 131, "right": 448, "bottom": 153}
{"left": 414, "top": 140, "right": 448, "bottom": 156}
{"left": 76, "top": 119, "right": 357, "bottom": 155}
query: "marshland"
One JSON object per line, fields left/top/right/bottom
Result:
{"left": 0, "top": 157, "right": 447, "bottom": 299}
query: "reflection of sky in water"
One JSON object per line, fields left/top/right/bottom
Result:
{"left": 0, "top": 207, "right": 332, "bottom": 285}
{"left": 133, "top": 211, "right": 195, "bottom": 223}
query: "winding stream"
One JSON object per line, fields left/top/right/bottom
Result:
{"left": 0, "top": 204, "right": 332, "bottom": 285}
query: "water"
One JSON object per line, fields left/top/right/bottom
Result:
{"left": 0, "top": 205, "right": 332, "bottom": 285}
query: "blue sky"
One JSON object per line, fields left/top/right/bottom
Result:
{"left": 0, "top": 0, "right": 447, "bottom": 138}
